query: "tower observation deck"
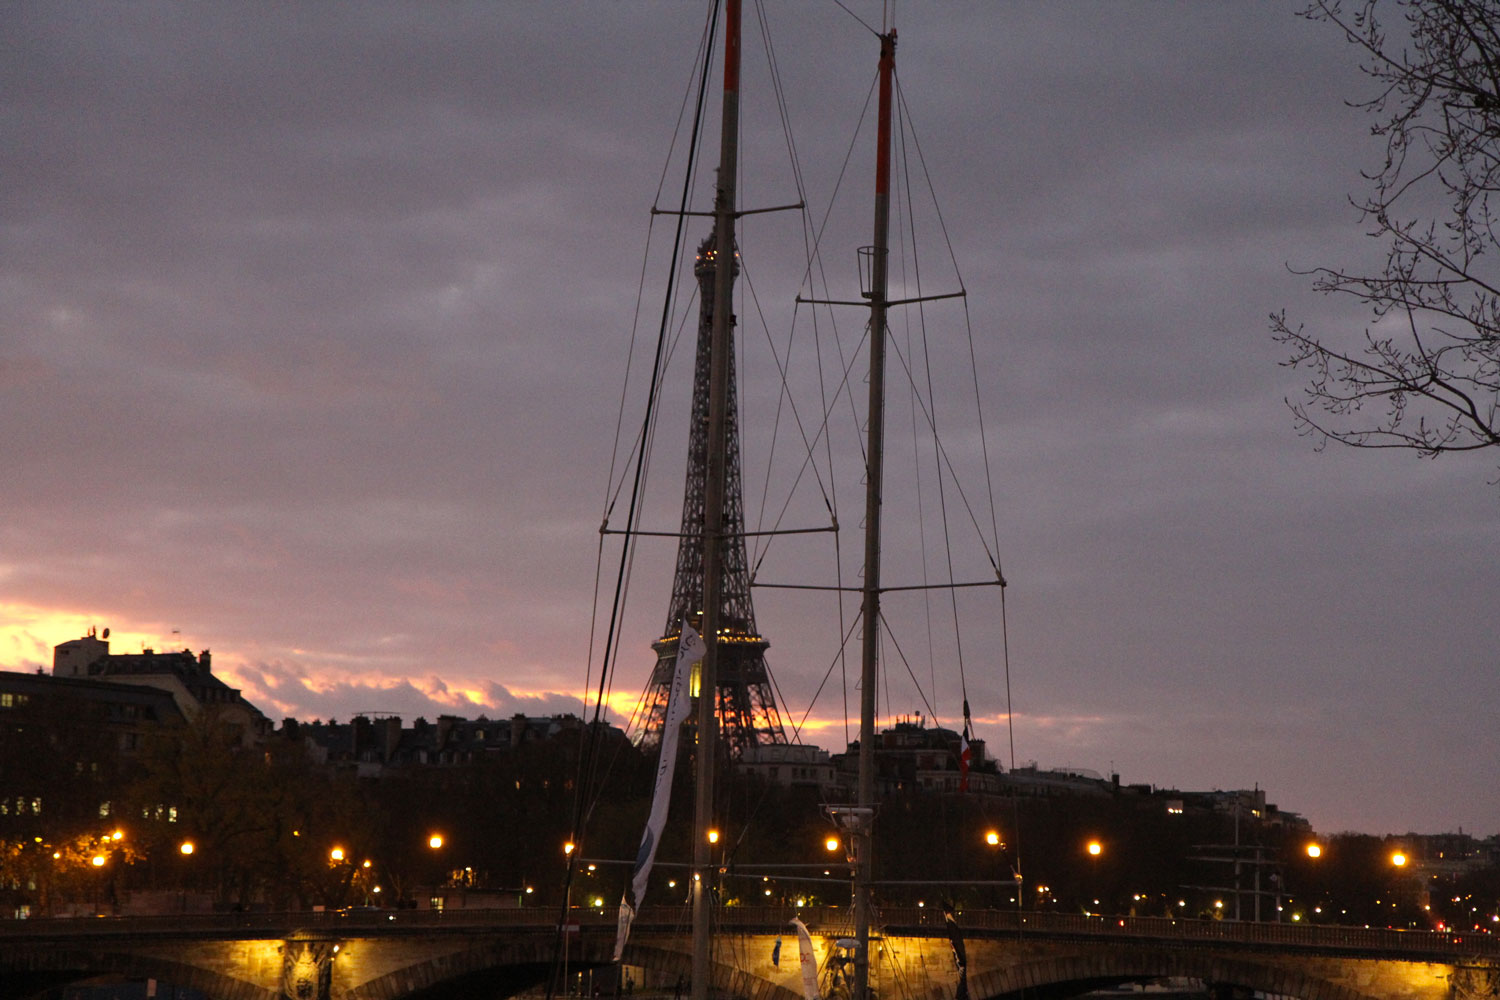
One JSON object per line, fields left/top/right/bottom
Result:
{"left": 637, "top": 230, "right": 789, "bottom": 756}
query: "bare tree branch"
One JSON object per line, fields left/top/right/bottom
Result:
{"left": 1276, "top": 0, "right": 1500, "bottom": 480}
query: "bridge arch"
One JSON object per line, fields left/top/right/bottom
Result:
{"left": 948, "top": 949, "right": 1385, "bottom": 1000}
{"left": 0, "top": 945, "right": 274, "bottom": 1000}
{"left": 343, "top": 936, "right": 805, "bottom": 1000}
{"left": 343, "top": 936, "right": 558, "bottom": 1000}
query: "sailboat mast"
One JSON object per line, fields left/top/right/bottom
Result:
{"left": 693, "top": 1, "right": 740, "bottom": 998}
{"left": 854, "top": 27, "right": 896, "bottom": 1000}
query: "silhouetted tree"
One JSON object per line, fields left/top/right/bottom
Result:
{"left": 1273, "top": 0, "right": 1500, "bottom": 478}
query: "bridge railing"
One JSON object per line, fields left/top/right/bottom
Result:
{"left": 1, "top": 906, "right": 1495, "bottom": 959}
{"left": 796, "top": 906, "right": 1500, "bottom": 959}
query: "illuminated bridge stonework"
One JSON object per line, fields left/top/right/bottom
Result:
{"left": 0, "top": 908, "right": 1496, "bottom": 1000}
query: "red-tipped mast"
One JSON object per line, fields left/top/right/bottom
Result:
{"left": 854, "top": 27, "right": 896, "bottom": 1000}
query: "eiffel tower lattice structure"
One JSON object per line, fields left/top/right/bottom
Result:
{"left": 638, "top": 229, "right": 789, "bottom": 756}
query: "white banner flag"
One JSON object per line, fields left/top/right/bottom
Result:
{"left": 613, "top": 623, "right": 706, "bottom": 961}
{"left": 791, "top": 917, "right": 820, "bottom": 1000}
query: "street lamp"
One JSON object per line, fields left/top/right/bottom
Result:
{"left": 985, "top": 830, "right": 1002, "bottom": 847}
{"left": 428, "top": 834, "right": 443, "bottom": 850}
{"left": 1087, "top": 840, "right": 1103, "bottom": 857}
{"left": 179, "top": 841, "right": 195, "bottom": 856}
{"left": 1306, "top": 843, "right": 1322, "bottom": 859}
{"left": 1391, "top": 852, "right": 1408, "bottom": 867}
{"left": 330, "top": 847, "right": 346, "bottom": 863}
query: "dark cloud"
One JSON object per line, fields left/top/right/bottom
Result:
{"left": 2, "top": 2, "right": 1495, "bottom": 836}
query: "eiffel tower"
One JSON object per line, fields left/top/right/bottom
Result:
{"left": 638, "top": 228, "right": 789, "bottom": 756}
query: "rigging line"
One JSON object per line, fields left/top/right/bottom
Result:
{"left": 589, "top": 126, "right": 704, "bottom": 754}
{"left": 781, "top": 47, "right": 882, "bottom": 763}
{"left": 602, "top": 103, "right": 718, "bottom": 516}
{"left": 744, "top": 0, "right": 845, "bottom": 576}
{"left": 887, "top": 82, "right": 941, "bottom": 723}
{"left": 895, "top": 79, "right": 1006, "bottom": 569}
{"left": 741, "top": 265, "right": 841, "bottom": 568}
{"left": 832, "top": 0, "right": 882, "bottom": 39}
{"left": 876, "top": 609, "right": 943, "bottom": 735}
{"left": 738, "top": 260, "right": 834, "bottom": 569}
{"left": 602, "top": 5, "right": 723, "bottom": 515}
{"left": 963, "top": 297, "right": 1005, "bottom": 577}
{"left": 604, "top": 286, "right": 693, "bottom": 525}
{"left": 603, "top": 0, "right": 713, "bottom": 504}
{"left": 785, "top": 612, "right": 862, "bottom": 747}
{"left": 774, "top": 61, "right": 857, "bottom": 749}
{"left": 894, "top": 77, "right": 971, "bottom": 719}
{"left": 563, "top": 0, "right": 720, "bottom": 933}
{"left": 789, "top": 70, "right": 876, "bottom": 461}
{"left": 998, "top": 583, "right": 1026, "bottom": 933}
{"left": 746, "top": 313, "right": 870, "bottom": 582}
{"left": 885, "top": 331, "right": 1005, "bottom": 577}
{"left": 780, "top": 67, "right": 889, "bottom": 754}
{"left": 751, "top": 0, "right": 816, "bottom": 574}
{"left": 602, "top": 215, "right": 660, "bottom": 518}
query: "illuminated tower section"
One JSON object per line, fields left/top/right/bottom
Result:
{"left": 639, "top": 229, "right": 788, "bottom": 755}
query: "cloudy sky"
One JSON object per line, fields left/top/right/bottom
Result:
{"left": 3, "top": 3, "right": 1495, "bottom": 838}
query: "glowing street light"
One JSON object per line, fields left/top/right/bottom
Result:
{"left": 1391, "top": 852, "right": 1408, "bottom": 867}
{"left": 1086, "top": 840, "right": 1103, "bottom": 857}
{"left": 707, "top": 829, "right": 720, "bottom": 845}
{"left": 91, "top": 855, "right": 106, "bottom": 867}
{"left": 985, "top": 830, "right": 1002, "bottom": 847}
{"left": 428, "top": 834, "right": 444, "bottom": 850}
{"left": 1306, "top": 843, "right": 1322, "bottom": 859}
{"left": 563, "top": 841, "right": 576, "bottom": 856}
{"left": 825, "top": 836, "right": 841, "bottom": 853}
{"left": 330, "top": 847, "right": 346, "bottom": 862}
{"left": 179, "top": 841, "right": 195, "bottom": 856}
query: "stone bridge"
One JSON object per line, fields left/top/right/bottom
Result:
{"left": 0, "top": 906, "right": 1496, "bottom": 1000}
